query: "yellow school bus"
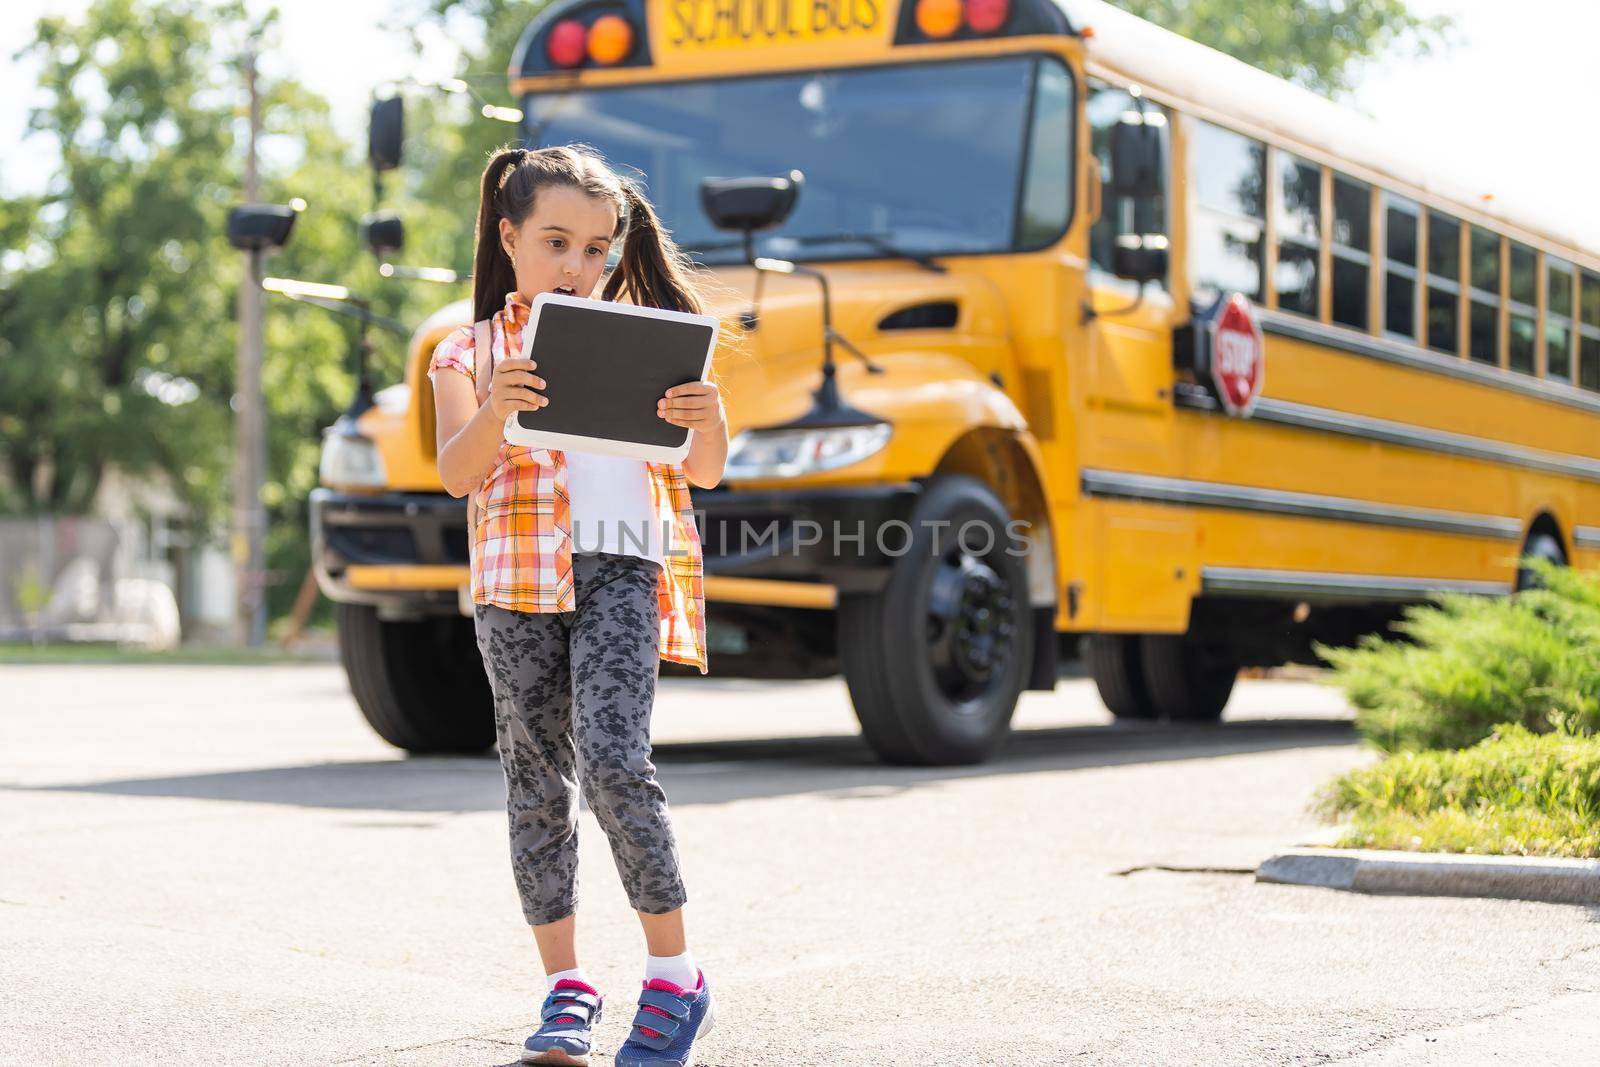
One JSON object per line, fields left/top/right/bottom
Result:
{"left": 310, "top": 0, "right": 1600, "bottom": 765}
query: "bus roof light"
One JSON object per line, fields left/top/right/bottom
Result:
{"left": 915, "top": 0, "right": 963, "bottom": 38}
{"left": 546, "top": 19, "right": 588, "bottom": 68}
{"left": 587, "top": 14, "right": 634, "bottom": 65}
{"left": 966, "top": 0, "right": 1010, "bottom": 33}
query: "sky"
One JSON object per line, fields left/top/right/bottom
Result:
{"left": 3, "top": 0, "right": 1598, "bottom": 252}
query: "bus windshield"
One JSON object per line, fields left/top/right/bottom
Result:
{"left": 523, "top": 55, "right": 1045, "bottom": 265}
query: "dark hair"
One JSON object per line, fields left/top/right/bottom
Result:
{"left": 470, "top": 143, "right": 705, "bottom": 323}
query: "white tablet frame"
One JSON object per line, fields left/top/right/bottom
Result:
{"left": 503, "top": 292, "right": 719, "bottom": 464}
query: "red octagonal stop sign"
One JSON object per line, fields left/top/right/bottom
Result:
{"left": 1209, "top": 293, "right": 1265, "bottom": 416}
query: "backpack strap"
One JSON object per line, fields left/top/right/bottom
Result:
{"left": 473, "top": 318, "right": 492, "bottom": 407}
{"left": 465, "top": 317, "right": 494, "bottom": 540}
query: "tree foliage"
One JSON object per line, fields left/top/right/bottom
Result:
{"left": 1316, "top": 558, "right": 1600, "bottom": 753}
{"left": 1106, "top": 0, "right": 1454, "bottom": 96}
{"left": 0, "top": 0, "right": 448, "bottom": 617}
{"left": 1, "top": 0, "right": 249, "bottom": 516}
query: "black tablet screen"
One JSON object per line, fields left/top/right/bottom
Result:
{"left": 514, "top": 301, "right": 714, "bottom": 448}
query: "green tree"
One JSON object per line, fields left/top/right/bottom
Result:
{"left": 0, "top": 0, "right": 427, "bottom": 622}
{"left": 1107, "top": 0, "right": 1454, "bottom": 96}
{"left": 1, "top": 0, "right": 251, "bottom": 517}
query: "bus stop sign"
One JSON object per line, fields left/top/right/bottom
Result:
{"left": 1209, "top": 293, "right": 1265, "bottom": 416}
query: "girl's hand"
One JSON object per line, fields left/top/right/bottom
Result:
{"left": 488, "top": 356, "right": 548, "bottom": 422}
{"left": 658, "top": 380, "right": 724, "bottom": 434}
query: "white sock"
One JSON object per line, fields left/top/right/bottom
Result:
{"left": 546, "top": 966, "right": 593, "bottom": 992}
{"left": 644, "top": 949, "right": 699, "bottom": 990}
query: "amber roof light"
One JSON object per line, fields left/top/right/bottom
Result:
{"left": 916, "top": 0, "right": 963, "bottom": 37}
{"left": 587, "top": 14, "right": 634, "bottom": 65}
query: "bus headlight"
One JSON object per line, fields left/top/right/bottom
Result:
{"left": 724, "top": 422, "right": 892, "bottom": 479}
{"left": 319, "top": 424, "right": 387, "bottom": 489}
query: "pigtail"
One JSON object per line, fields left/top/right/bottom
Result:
{"left": 466, "top": 146, "right": 735, "bottom": 401}
{"left": 602, "top": 180, "right": 704, "bottom": 315}
{"left": 470, "top": 147, "right": 527, "bottom": 324}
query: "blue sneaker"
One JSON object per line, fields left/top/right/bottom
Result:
{"left": 522, "top": 978, "right": 604, "bottom": 1065}
{"left": 613, "top": 968, "right": 717, "bottom": 1067}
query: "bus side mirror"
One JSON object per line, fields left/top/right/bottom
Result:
{"left": 701, "top": 172, "right": 802, "bottom": 233}
{"left": 227, "top": 203, "right": 299, "bottom": 251}
{"left": 1112, "top": 234, "right": 1168, "bottom": 284}
{"left": 369, "top": 96, "right": 404, "bottom": 172}
{"left": 1109, "top": 110, "right": 1166, "bottom": 199}
{"left": 361, "top": 212, "right": 404, "bottom": 256}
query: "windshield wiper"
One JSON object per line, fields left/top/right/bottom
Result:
{"left": 789, "top": 232, "right": 947, "bottom": 273}
{"left": 684, "top": 232, "right": 947, "bottom": 273}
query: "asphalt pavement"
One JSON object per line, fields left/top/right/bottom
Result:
{"left": 3, "top": 663, "right": 1597, "bottom": 1065}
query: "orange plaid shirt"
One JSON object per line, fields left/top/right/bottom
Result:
{"left": 427, "top": 290, "right": 708, "bottom": 674}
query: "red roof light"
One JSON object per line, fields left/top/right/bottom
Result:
{"left": 546, "top": 19, "right": 588, "bottom": 68}
{"left": 966, "top": 0, "right": 1010, "bottom": 32}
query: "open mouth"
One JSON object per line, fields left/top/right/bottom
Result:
{"left": 552, "top": 285, "right": 576, "bottom": 295}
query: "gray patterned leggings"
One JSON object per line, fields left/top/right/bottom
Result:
{"left": 472, "top": 551, "right": 689, "bottom": 926}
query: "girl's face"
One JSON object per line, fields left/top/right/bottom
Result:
{"left": 499, "top": 186, "right": 618, "bottom": 304}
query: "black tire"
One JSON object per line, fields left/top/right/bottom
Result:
{"left": 1085, "top": 634, "right": 1158, "bottom": 720}
{"left": 838, "top": 475, "right": 1034, "bottom": 766}
{"left": 1515, "top": 530, "right": 1567, "bottom": 592}
{"left": 335, "top": 603, "right": 495, "bottom": 753}
{"left": 1139, "top": 633, "right": 1237, "bottom": 723}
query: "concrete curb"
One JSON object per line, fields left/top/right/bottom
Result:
{"left": 1256, "top": 847, "right": 1600, "bottom": 905}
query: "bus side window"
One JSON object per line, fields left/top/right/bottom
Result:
{"left": 1274, "top": 151, "right": 1321, "bottom": 318}
{"left": 1546, "top": 256, "right": 1575, "bottom": 383}
{"left": 1468, "top": 227, "right": 1501, "bottom": 365}
{"left": 1017, "top": 58, "right": 1075, "bottom": 249}
{"left": 1188, "top": 119, "right": 1263, "bottom": 303}
{"left": 1382, "top": 193, "right": 1420, "bottom": 343}
{"left": 1425, "top": 210, "right": 1461, "bottom": 356}
{"left": 1087, "top": 81, "right": 1167, "bottom": 288}
{"left": 1330, "top": 174, "right": 1370, "bottom": 331}
{"left": 1580, "top": 269, "right": 1600, "bottom": 391}
{"left": 1507, "top": 240, "right": 1537, "bottom": 375}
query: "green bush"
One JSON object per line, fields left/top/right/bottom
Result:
{"left": 1310, "top": 722, "right": 1600, "bottom": 857}
{"left": 1315, "top": 557, "right": 1600, "bottom": 753}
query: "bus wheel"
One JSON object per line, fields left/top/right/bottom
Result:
{"left": 1085, "top": 635, "right": 1158, "bottom": 720}
{"left": 838, "top": 475, "right": 1033, "bottom": 767}
{"left": 1139, "top": 633, "right": 1237, "bottom": 723}
{"left": 335, "top": 603, "right": 495, "bottom": 754}
{"left": 1515, "top": 530, "right": 1567, "bottom": 592}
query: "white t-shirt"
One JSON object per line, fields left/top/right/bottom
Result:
{"left": 566, "top": 449, "right": 665, "bottom": 569}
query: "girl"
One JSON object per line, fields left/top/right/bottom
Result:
{"left": 428, "top": 144, "right": 726, "bottom": 1067}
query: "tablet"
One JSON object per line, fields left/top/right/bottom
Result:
{"left": 503, "top": 292, "right": 720, "bottom": 464}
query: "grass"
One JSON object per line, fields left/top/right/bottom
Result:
{"left": 0, "top": 639, "right": 334, "bottom": 666}
{"left": 1310, "top": 722, "right": 1600, "bottom": 858}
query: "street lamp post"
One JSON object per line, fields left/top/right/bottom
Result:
{"left": 226, "top": 166, "right": 302, "bottom": 651}
{"left": 233, "top": 43, "right": 266, "bottom": 649}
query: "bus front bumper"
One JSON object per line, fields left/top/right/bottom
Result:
{"left": 695, "top": 481, "right": 923, "bottom": 596}
{"left": 309, "top": 487, "right": 471, "bottom": 615}
{"left": 310, "top": 481, "right": 926, "bottom": 614}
